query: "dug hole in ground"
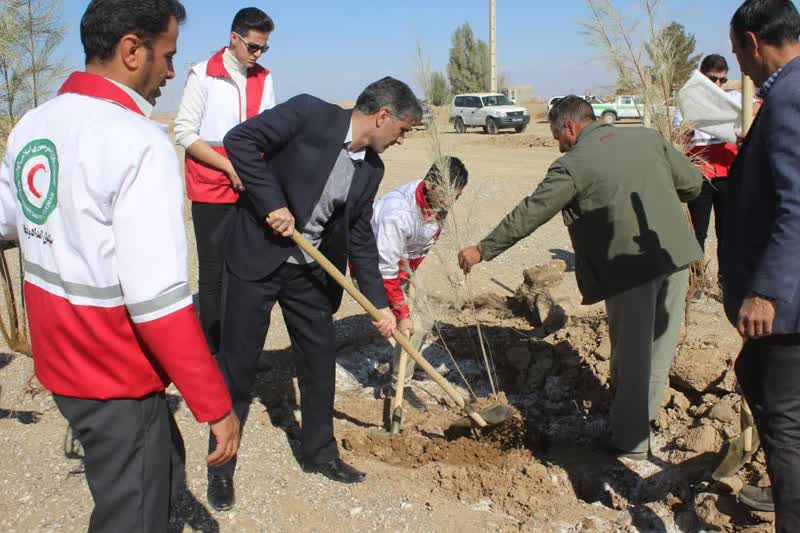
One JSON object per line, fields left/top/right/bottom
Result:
{"left": 0, "top": 114, "right": 774, "bottom": 532}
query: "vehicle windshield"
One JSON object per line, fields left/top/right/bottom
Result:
{"left": 587, "top": 96, "right": 606, "bottom": 104}
{"left": 481, "top": 95, "right": 514, "bottom": 106}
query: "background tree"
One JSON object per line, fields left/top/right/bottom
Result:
{"left": 1, "top": 0, "right": 66, "bottom": 146}
{"left": 582, "top": 0, "right": 693, "bottom": 143}
{"left": 646, "top": 22, "right": 702, "bottom": 94}
{"left": 447, "top": 22, "right": 490, "bottom": 93}
{"left": 429, "top": 71, "right": 450, "bottom": 106}
{"left": 476, "top": 39, "right": 490, "bottom": 91}
{"left": 0, "top": 1, "right": 28, "bottom": 147}
{"left": 0, "top": 0, "right": 66, "bottom": 357}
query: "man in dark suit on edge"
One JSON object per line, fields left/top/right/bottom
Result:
{"left": 723, "top": 1, "right": 800, "bottom": 530}
{"left": 206, "top": 77, "right": 422, "bottom": 510}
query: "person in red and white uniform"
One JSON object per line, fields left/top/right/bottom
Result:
{"left": 0, "top": 2, "right": 239, "bottom": 531}
{"left": 174, "top": 7, "right": 275, "bottom": 354}
{"left": 371, "top": 156, "right": 469, "bottom": 400}
{"left": 673, "top": 54, "right": 740, "bottom": 297}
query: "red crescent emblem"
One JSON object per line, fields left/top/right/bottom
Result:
{"left": 27, "top": 163, "right": 46, "bottom": 199}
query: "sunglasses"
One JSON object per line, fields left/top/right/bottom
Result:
{"left": 706, "top": 74, "right": 728, "bottom": 85}
{"left": 234, "top": 32, "right": 269, "bottom": 54}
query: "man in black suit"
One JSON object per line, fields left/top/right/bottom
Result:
{"left": 206, "top": 77, "right": 422, "bottom": 510}
{"left": 723, "top": 1, "right": 800, "bottom": 530}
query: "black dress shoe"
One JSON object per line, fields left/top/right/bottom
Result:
{"left": 303, "top": 458, "right": 366, "bottom": 484}
{"left": 738, "top": 484, "right": 775, "bottom": 512}
{"left": 207, "top": 474, "right": 235, "bottom": 511}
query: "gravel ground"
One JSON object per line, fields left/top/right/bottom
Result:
{"left": 0, "top": 116, "right": 742, "bottom": 532}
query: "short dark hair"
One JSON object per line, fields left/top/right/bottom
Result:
{"left": 426, "top": 156, "right": 469, "bottom": 191}
{"left": 731, "top": 0, "right": 800, "bottom": 47}
{"left": 355, "top": 77, "right": 423, "bottom": 123}
{"left": 700, "top": 54, "right": 729, "bottom": 73}
{"left": 548, "top": 95, "right": 596, "bottom": 131}
{"left": 231, "top": 7, "right": 274, "bottom": 35}
{"left": 80, "top": 0, "right": 186, "bottom": 63}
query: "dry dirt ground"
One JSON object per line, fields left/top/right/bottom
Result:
{"left": 0, "top": 113, "right": 774, "bottom": 532}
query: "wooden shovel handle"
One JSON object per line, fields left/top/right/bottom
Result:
{"left": 742, "top": 76, "right": 755, "bottom": 134}
{"left": 290, "top": 230, "right": 487, "bottom": 427}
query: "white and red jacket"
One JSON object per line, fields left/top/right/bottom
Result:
{"left": 178, "top": 47, "right": 275, "bottom": 204}
{"left": 372, "top": 180, "right": 441, "bottom": 321}
{"left": 0, "top": 72, "right": 231, "bottom": 423}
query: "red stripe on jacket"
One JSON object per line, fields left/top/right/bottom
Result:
{"left": 26, "top": 282, "right": 231, "bottom": 423}
{"left": 186, "top": 48, "right": 271, "bottom": 204}
{"left": 185, "top": 146, "right": 239, "bottom": 204}
{"left": 59, "top": 72, "right": 144, "bottom": 116}
{"left": 384, "top": 257, "right": 425, "bottom": 320}
{"left": 689, "top": 143, "right": 738, "bottom": 179}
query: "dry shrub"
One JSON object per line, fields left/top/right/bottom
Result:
{"left": 402, "top": 42, "right": 499, "bottom": 396}
{"left": 0, "top": 245, "right": 30, "bottom": 355}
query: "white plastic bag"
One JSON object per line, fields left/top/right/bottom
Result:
{"left": 677, "top": 70, "right": 742, "bottom": 144}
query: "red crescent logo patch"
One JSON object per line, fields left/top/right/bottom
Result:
{"left": 27, "top": 163, "right": 46, "bottom": 199}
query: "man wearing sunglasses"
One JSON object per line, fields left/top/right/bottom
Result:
{"left": 673, "top": 54, "right": 740, "bottom": 298}
{"left": 174, "top": 7, "right": 275, "bottom": 358}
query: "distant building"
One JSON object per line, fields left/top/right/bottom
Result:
{"left": 501, "top": 85, "right": 533, "bottom": 104}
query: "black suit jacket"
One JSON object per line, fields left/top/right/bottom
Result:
{"left": 222, "top": 94, "right": 389, "bottom": 312}
{"left": 721, "top": 57, "right": 800, "bottom": 334}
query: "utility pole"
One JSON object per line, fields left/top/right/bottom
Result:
{"left": 490, "top": 0, "right": 497, "bottom": 92}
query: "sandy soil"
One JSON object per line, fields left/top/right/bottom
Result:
{"left": 0, "top": 112, "right": 773, "bottom": 532}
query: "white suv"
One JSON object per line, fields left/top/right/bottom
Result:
{"left": 449, "top": 93, "right": 531, "bottom": 134}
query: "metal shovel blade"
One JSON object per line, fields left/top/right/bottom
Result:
{"left": 713, "top": 434, "right": 753, "bottom": 480}
{"left": 713, "top": 401, "right": 760, "bottom": 480}
{"left": 449, "top": 404, "right": 515, "bottom": 430}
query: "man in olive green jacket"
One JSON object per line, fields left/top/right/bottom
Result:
{"left": 459, "top": 96, "right": 703, "bottom": 459}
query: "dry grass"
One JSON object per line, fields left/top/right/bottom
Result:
{"left": 0, "top": 246, "right": 29, "bottom": 356}
{"left": 400, "top": 43, "right": 500, "bottom": 396}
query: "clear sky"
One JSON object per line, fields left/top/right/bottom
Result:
{"left": 53, "top": 0, "right": 786, "bottom": 112}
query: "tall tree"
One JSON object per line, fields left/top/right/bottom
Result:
{"left": 429, "top": 71, "right": 450, "bottom": 106}
{"left": 646, "top": 22, "right": 702, "bottom": 94}
{"left": 1, "top": 0, "right": 66, "bottom": 142}
{"left": 447, "top": 23, "right": 490, "bottom": 94}
{"left": 0, "top": 0, "right": 65, "bottom": 357}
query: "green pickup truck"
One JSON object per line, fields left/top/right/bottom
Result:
{"left": 589, "top": 95, "right": 644, "bottom": 123}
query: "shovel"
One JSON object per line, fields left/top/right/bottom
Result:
{"left": 290, "top": 230, "right": 513, "bottom": 433}
{"left": 713, "top": 400, "right": 759, "bottom": 480}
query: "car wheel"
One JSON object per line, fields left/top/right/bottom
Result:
{"left": 486, "top": 118, "right": 498, "bottom": 135}
{"left": 515, "top": 124, "right": 527, "bottom": 133}
{"left": 602, "top": 111, "right": 617, "bottom": 124}
{"left": 454, "top": 117, "right": 466, "bottom": 133}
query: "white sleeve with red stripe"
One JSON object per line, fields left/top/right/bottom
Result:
{"left": 0, "top": 140, "right": 18, "bottom": 240}
{"left": 112, "top": 138, "right": 231, "bottom": 423}
{"left": 375, "top": 213, "right": 412, "bottom": 320}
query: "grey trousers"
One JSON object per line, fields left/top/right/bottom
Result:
{"left": 54, "top": 392, "right": 185, "bottom": 533}
{"left": 605, "top": 267, "right": 689, "bottom": 453}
